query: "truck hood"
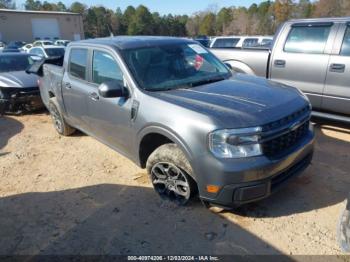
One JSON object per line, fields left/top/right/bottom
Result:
{"left": 149, "top": 74, "right": 309, "bottom": 128}
{"left": 0, "top": 71, "right": 38, "bottom": 89}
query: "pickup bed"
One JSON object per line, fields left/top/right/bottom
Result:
{"left": 211, "top": 17, "right": 350, "bottom": 123}
{"left": 32, "top": 36, "right": 314, "bottom": 209}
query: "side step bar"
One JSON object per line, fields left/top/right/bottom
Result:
{"left": 312, "top": 111, "right": 350, "bottom": 124}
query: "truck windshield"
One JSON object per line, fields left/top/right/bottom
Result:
{"left": 121, "top": 43, "right": 231, "bottom": 91}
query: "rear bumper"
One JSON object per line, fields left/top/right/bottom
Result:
{"left": 198, "top": 129, "right": 314, "bottom": 207}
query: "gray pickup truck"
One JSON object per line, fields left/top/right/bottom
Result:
{"left": 34, "top": 36, "right": 314, "bottom": 209}
{"left": 211, "top": 17, "right": 350, "bottom": 123}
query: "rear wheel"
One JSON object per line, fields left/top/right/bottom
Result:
{"left": 146, "top": 143, "right": 197, "bottom": 205}
{"left": 48, "top": 98, "right": 75, "bottom": 136}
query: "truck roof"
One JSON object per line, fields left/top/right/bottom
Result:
{"left": 287, "top": 16, "right": 350, "bottom": 24}
{"left": 74, "top": 36, "right": 196, "bottom": 50}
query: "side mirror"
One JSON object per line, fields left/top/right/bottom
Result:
{"left": 224, "top": 62, "right": 233, "bottom": 70}
{"left": 98, "top": 80, "right": 128, "bottom": 98}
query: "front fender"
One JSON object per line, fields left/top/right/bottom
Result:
{"left": 137, "top": 124, "right": 194, "bottom": 167}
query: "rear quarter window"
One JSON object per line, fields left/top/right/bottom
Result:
{"left": 69, "top": 48, "right": 88, "bottom": 80}
{"left": 284, "top": 25, "right": 331, "bottom": 54}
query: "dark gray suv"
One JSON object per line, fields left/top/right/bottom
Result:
{"left": 35, "top": 36, "right": 315, "bottom": 208}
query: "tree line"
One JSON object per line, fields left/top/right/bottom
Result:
{"left": 1, "top": 0, "right": 350, "bottom": 38}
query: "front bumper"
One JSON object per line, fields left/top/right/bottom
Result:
{"left": 0, "top": 87, "right": 43, "bottom": 113}
{"left": 197, "top": 129, "right": 315, "bottom": 207}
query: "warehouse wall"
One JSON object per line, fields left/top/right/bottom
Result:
{"left": 0, "top": 10, "right": 84, "bottom": 43}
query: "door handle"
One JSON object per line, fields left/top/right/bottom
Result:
{"left": 64, "top": 82, "right": 71, "bottom": 89}
{"left": 89, "top": 92, "right": 99, "bottom": 101}
{"left": 330, "top": 63, "right": 345, "bottom": 73}
{"left": 274, "top": 59, "right": 286, "bottom": 67}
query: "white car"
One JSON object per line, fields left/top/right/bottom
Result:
{"left": 28, "top": 45, "right": 65, "bottom": 59}
{"left": 55, "top": 40, "right": 71, "bottom": 47}
{"left": 210, "top": 36, "right": 273, "bottom": 49}
{"left": 33, "top": 40, "right": 54, "bottom": 47}
{"left": 21, "top": 43, "right": 33, "bottom": 53}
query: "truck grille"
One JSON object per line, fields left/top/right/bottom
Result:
{"left": 261, "top": 106, "right": 311, "bottom": 158}
{"left": 261, "top": 106, "right": 310, "bottom": 132}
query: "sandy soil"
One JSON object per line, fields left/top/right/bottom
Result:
{"left": 0, "top": 112, "right": 350, "bottom": 256}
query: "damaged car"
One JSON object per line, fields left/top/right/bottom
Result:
{"left": 0, "top": 53, "right": 43, "bottom": 115}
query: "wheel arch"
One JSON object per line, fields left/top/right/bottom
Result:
{"left": 137, "top": 125, "right": 194, "bottom": 171}
{"left": 224, "top": 60, "right": 256, "bottom": 75}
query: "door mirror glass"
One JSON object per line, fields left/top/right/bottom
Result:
{"left": 98, "top": 80, "right": 127, "bottom": 98}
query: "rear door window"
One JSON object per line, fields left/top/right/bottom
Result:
{"left": 212, "top": 38, "right": 240, "bottom": 48}
{"left": 340, "top": 26, "right": 350, "bottom": 56}
{"left": 284, "top": 25, "right": 331, "bottom": 54}
{"left": 242, "top": 38, "right": 259, "bottom": 48}
{"left": 69, "top": 48, "right": 88, "bottom": 80}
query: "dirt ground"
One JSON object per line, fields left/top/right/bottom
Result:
{"left": 1, "top": 112, "right": 350, "bottom": 256}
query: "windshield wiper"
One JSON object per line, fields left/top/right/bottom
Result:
{"left": 143, "top": 76, "right": 228, "bottom": 92}
{"left": 189, "top": 76, "right": 227, "bottom": 87}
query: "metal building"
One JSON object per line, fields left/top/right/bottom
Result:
{"left": 0, "top": 9, "right": 84, "bottom": 43}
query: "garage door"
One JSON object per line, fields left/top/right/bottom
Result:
{"left": 31, "top": 18, "right": 60, "bottom": 40}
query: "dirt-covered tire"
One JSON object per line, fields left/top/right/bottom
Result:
{"left": 146, "top": 143, "right": 197, "bottom": 205}
{"left": 48, "top": 98, "right": 75, "bottom": 136}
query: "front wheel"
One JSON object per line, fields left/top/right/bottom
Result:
{"left": 146, "top": 143, "right": 197, "bottom": 206}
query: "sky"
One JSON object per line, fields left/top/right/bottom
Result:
{"left": 16, "top": 0, "right": 265, "bottom": 15}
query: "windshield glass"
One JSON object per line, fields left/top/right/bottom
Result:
{"left": 121, "top": 43, "right": 231, "bottom": 91}
{"left": 45, "top": 48, "right": 65, "bottom": 57}
{"left": 0, "top": 55, "right": 33, "bottom": 72}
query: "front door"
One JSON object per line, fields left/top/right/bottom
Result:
{"left": 86, "top": 49, "right": 134, "bottom": 156}
{"left": 323, "top": 23, "right": 350, "bottom": 116}
{"left": 270, "top": 22, "right": 338, "bottom": 110}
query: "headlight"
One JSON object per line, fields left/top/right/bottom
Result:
{"left": 209, "top": 127, "right": 262, "bottom": 159}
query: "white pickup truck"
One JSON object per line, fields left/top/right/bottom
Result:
{"left": 211, "top": 17, "right": 350, "bottom": 123}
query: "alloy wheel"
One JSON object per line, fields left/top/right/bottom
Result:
{"left": 151, "top": 162, "right": 191, "bottom": 205}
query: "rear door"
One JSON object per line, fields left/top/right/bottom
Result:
{"left": 85, "top": 48, "right": 134, "bottom": 155}
{"left": 270, "top": 22, "right": 339, "bottom": 110}
{"left": 61, "top": 47, "right": 91, "bottom": 130}
{"left": 322, "top": 22, "right": 350, "bottom": 116}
